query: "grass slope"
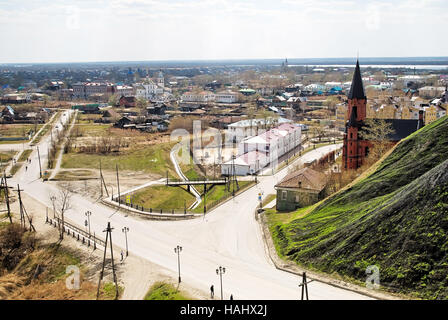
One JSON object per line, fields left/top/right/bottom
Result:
{"left": 269, "top": 116, "right": 448, "bottom": 299}
{"left": 144, "top": 282, "right": 191, "bottom": 300}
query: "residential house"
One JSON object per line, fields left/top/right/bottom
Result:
{"left": 227, "top": 117, "right": 292, "bottom": 144}
{"left": 181, "top": 91, "right": 215, "bottom": 103}
{"left": 275, "top": 167, "right": 328, "bottom": 211}
{"left": 215, "top": 90, "right": 239, "bottom": 103}
{"left": 119, "top": 96, "right": 136, "bottom": 108}
{"left": 0, "top": 105, "right": 15, "bottom": 122}
{"left": 115, "top": 85, "right": 134, "bottom": 97}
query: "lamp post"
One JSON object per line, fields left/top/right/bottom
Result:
{"left": 85, "top": 211, "right": 92, "bottom": 237}
{"left": 50, "top": 195, "right": 56, "bottom": 219}
{"left": 122, "top": 227, "right": 129, "bottom": 256}
{"left": 174, "top": 245, "right": 182, "bottom": 283}
{"left": 216, "top": 266, "right": 226, "bottom": 300}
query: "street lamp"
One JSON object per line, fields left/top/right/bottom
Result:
{"left": 174, "top": 245, "right": 182, "bottom": 283}
{"left": 122, "top": 227, "right": 129, "bottom": 256}
{"left": 216, "top": 266, "right": 226, "bottom": 300}
{"left": 50, "top": 195, "right": 56, "bottom": 219}
{"left": 85, "top": 211, "right": 92, "bottom": 237}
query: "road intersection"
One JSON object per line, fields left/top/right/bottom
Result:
{"left": 9, "top": 112, "right": 372, "bottom": 300}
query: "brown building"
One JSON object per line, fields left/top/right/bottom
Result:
{"left": 275, "top": 167, "right": 328, "bottom": 211}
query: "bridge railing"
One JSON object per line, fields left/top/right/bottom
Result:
{"left": 112, "top": 197, "right": 194, "bottom": 215}
{"left": 166, "top": 177, "right": 228, "bottom": 184}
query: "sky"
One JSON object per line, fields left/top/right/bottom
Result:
{"left": 0, "top": 0, "right": 446, "bottom": 63}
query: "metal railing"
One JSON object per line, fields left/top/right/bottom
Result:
{"left": 46, "top": 215, "right": 106, "bottom": 248}
{"left": 112, "top": 197, "right": 193, "bottom": 216}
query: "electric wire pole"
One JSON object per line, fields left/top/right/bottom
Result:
{"left": 97, "top": 222, "right": 119, "bottom": 300}
{"left": 37, "top": 146, "right": 42, "bottom": 179}
{"left": 116, "top": 164, "right": 121, "bottom": 206}
{"left": 0, "top": 173, "right": 12, "bottom": 224}
{"left": 16, "top": 184, "right": 35, "bottom": 232}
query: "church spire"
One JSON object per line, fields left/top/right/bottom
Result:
{"left": 348, "top": 60, "right": 366, "bottom": 100}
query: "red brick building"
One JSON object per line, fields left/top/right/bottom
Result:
{"left": 342, "top": 60, "right": 371, "bottom": 170}
{"left": 342, "top": 60, "right": 425, "bottom": 170}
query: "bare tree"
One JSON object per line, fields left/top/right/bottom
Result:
{"left": 55, "top": 182, "right": 73, "bottom": 240}
{"left": 359, "top": 119, "right": 395, "bottom": 161}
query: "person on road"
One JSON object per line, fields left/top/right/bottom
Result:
{"left": 230, "top": 294, "right": 233, "bottom": 300}
{"left": 120, "top": 251, "right": 124, "bottom": 262}
{"left": 210, "top": 285, "right": 214, "bottom": 299}
{"left": 25, "top": 166, "right": 27, "bottom": 172}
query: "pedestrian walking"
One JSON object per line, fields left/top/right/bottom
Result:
{"left": 210, "top": 285, "right": 214, "bottom": 299}
{"left": 230, "top": 294, "right": 233, "bottom": 300}
{"left": 25, "top": 166, "right": 27, "bottom": 172}
{"left": 120, "top": 250, "right": 124, "bottom": 262}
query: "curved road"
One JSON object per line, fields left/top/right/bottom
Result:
{"left": 9, "top": 116, "right": 371, "bottom": 300}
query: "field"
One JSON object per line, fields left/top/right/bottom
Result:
{"left": 129, "top": 185, "right": 196, "bottom": 210}
{"left": 0, "top": 124, "right": 43, "bottom": 143}
{"left": 62, "top": 141, "right": 178, "bottom": 177}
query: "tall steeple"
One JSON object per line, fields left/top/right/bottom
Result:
{"left": 348, "top": 60, "right": 366, "bottom": 100}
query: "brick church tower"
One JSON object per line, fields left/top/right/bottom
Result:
{"left": 342, "top": 60, "right": 371, "bottom": 170}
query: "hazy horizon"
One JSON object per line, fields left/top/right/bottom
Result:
{"left": 2, "top": 56, "right": 448, "bottom": 66}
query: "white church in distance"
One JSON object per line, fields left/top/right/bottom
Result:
{"left": 134, "top": 70, "right": 166, "bottom": 100}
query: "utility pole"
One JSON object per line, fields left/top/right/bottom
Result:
{"left": 174, "top": 245, "right": 182, "bottom": 283}
{"left": 231, "top": 155, "right": 236, "bottom": 197}
{"left": 97, "top": 222, "right": 119, "bottom": 300}
{"left": 122, "top": 227, "right": 129, "bottom": 256}
{"left": 99, "top": 160, "right": 109, "bottom": 198}
{"left": 116, "top": 164, "right": 121, "bottom": 206}
{"left": 216, "top": 266, "right": 226, "bottom": 300}
{"left": 298, "top": 272, "right": 313, "bottom": 300}
{"left": 37, "top": 146, "right": 42, "bottom": 178}
{"left": 0, "top": 173, "right": 12, "bottom": 224}
{"left": 85, "top": 211, "right": 92, "bottom": 237}
{"left": 50, "top": 195, "right": 56, "bottom": 219}
{"left": 203, "top": 183, "right": 207, "bottom": 217}
{"left": 16, "top": 184, "right": 35, "bottom": 232}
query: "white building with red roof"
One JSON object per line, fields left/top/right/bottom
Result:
{"left": 221, "top": 123, "right": 301, "bottom": 176}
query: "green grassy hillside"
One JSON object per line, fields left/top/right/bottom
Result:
{"left": 269, "top": 116, "right": 448, "bottom": 299}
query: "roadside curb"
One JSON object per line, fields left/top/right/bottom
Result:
{"left": 256, "top": 210, "right": 401, "bottom": 300}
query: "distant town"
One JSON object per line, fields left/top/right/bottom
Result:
{"left": 1, "top": 57, "right": 448, "bottom": 302}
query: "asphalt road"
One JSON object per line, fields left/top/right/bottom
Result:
{"left": 10, "top": 115, "right": 371, "bottom": 300}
